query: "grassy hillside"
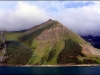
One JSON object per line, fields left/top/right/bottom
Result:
{"left": 4, "top": 31, "right": 23, "bottom": 41}
{"left": 2, "top": 19, "right": 100, "bottom": 65}
{"left": 3, "top": 41, "right": 33, "bottom": 65}
{"left": 57, "top": 39, "right": 85, "bottom": 64}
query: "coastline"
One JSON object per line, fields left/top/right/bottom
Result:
{"left": 25, "top": 64, "right": 100, "bottom": 67}
{"left": 0, "top": 64, "right": 100, "bottom": 67}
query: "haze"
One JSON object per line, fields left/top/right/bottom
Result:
{"left": 0, "top": 1, "right": 100, "bottom": 36}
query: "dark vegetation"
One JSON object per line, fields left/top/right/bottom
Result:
{"left": 83, "top": 58, "right": 97, "bottom": 64}
{"left": 57, "top": 39, "right": 85, "bottom": 64}
{"left": 40, "top": 56, "right": 47, "bottom": 64}
{"left": 57, "top": 39, "right": 100, "bottom": 64}
{"left": 0, "top": 38, "right": 3, "bottom": 50}
{"left": 1, "top": 20, "right": 100, "bottom": 65}
{"left": 47, "top": 48, "right": 56, "bottom": 62}
{"left": 0, "top": 43, "right": 4, "bottom": 50}
{"left": 3, "top": 41, "right": 33, "bottom": 65}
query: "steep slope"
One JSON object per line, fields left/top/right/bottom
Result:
{"left": 0, "top": 31, "right": 6, "bottom": 64}
{"left": 2, "top": 19, "right": 100, "bottom": 65}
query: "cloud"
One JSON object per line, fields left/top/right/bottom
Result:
{"left": 0, "top": 1, "right": 50, "bottom": 31}
{"left": 48, "top": 1, "right": 100, "bottom": 36}
{"left": 0, "top": 1, "right": 100, "bottom": 36}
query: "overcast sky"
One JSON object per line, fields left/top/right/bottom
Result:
{"left": 0, "top": 1, "right": 100, "bottom": 36}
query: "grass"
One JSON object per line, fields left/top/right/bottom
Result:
{"left": 77, "top": 54, "right": 100, "bottom": 64}
{"left": 57, "top": 39, "right": 85, "bottom": 64}
{"left": 47, "top": 48, "right": 56, "bottom": 62}
{"left": 94, "top": 59, "right": 100, "bottom": 64}
{"left": 27, "top": 40, "right": 52, "bottom": 64}
{"left": 0, "top": 49, "right": 5, "bottom": 59}
{"left": 24, "top": 22, "right": 95, "bottom": 65}
{"left": 4, "top": 32, "right": 22, "bottom": 41}
{"left": 46, "top": 39, "right": 64, "bottom": 65}
{"left": 2, "top": 20, "right": 100, "bottom": 65}
{"left": 3, "top": 41, "right": 33, "bottom": 65}
{"left": 19, "top": 20, "right": 58, "bottom": 46}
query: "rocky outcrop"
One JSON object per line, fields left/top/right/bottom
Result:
{"left": 0, "top": 31, "right": 6, "bottom": 64}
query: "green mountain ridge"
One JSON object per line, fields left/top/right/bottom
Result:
{"left": 1, "top": 19, "right": 100, "bottom": 65}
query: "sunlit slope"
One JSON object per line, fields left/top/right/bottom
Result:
{"left": 3, "top": 19, "right": 100, "bottom": 65}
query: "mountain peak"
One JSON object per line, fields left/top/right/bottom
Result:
{"left": 47, "top": 19, "right": 57, "bottom": 21}
{"left": 2, "top": 19, "right": 100, "bottom": 65}
{"left": 45, "top": 19, "right": 59, "bottom": 24}
{"left": 47, "top": 19, "right": 52, "bottom": 22}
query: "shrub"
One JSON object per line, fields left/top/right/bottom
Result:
{"left": 57, "top": 39, "right": 85, "bottom": 64}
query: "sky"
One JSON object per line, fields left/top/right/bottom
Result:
{"left": 0, "top": 1, "right": 100, "bottom": 36}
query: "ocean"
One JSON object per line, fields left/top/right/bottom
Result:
{"left": 0, "top": 66, "right": 100, "bottom": 75}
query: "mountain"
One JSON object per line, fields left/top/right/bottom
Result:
{"left": 1, "top": 19, "right": 100, "bottom": 65}
{"left": 81, "top": 35, "right": 100, "bottom": 49}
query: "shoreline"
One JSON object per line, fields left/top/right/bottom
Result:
{"left": 1, "top": 64, "right": 100, "bottom": 67}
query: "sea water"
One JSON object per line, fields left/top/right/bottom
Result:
{"left": 0, "top": 66, "right": 100, "bottom": 75}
